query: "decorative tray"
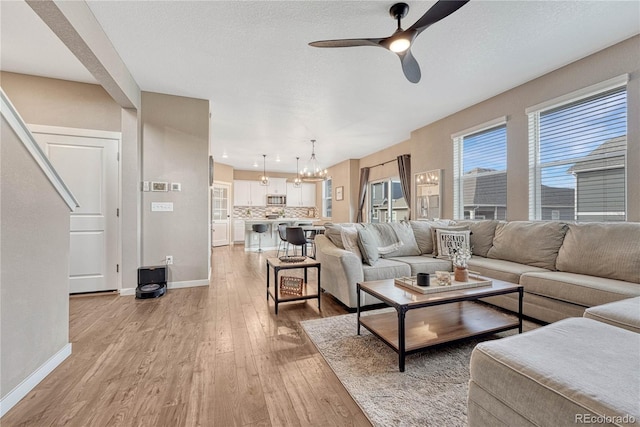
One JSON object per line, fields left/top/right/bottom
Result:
{"left": 278, "top": 256, "right": 307, "bottom": 263}
{"left": 394, "top": 275, "right": 492, "bottom": 294}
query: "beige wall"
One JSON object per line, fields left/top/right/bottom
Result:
{"left": 233, "top": 169, "right": 297, "bottom": 181}
{"left": 214, "top": 161, "right": 234, "bottom": 183}
{"left": 1, "top": 116, "right": 71, "bottom": 397}
{"left": 319, "top": 159, "right": 360, "bottom": 223}
{"left": 0, "top": 72, "right": 121, "bottom": 131}
{"left": 141, "top": 92, "right": 209, "bottom": 283}
{"left": 351, "top": 36, "right": 640, "bottom": 222}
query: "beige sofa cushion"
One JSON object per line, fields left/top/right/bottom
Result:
{"left": 556, "top": 222, "right": 640, "bottom": 284}
{"left": 409, "top": 220, "right": 454, "bottom": 254}
{"left": 487, "top": 221, "right": 567, "bottom": 270}
{"left": 387, "top": 255, "right": 452, "bottom": 275}
{"left": 584, "top": 297, "right": 640, "bottom": 333}
{"left": 467, "top": 256, "right": 549, "bottom": 285}
{"left": 520, "top": 271, "right": 640, "bottom": 308}
{"left": 362, "top": 258, "right": 411, "bottom": 282}
{"left": 454, "top": 220, "right": 499, "bottom": 257}
{"left": 469, "top": 318, "right": 640, "bottom": 426}
{"left": 381, "top": 222, "right": 421, "bottom": 258}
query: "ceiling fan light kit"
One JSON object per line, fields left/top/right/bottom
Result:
{"left": 309, "top": 0, "right": 470, "bottom": 83}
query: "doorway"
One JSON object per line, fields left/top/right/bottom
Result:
{"left": 30, "top": 125, "right": 120, "bottom": 294}
{"left": 211, "top": 182, "right": 231, "bottom": 247}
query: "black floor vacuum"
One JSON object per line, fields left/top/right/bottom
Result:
{"left": 136, "top": 265, "right": 167, "bottom": 299}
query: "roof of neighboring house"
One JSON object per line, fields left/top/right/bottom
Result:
{"left": 566, "top": 135, "right": 626, "bottom": 174}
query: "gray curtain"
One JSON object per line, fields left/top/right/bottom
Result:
{"left": 397, "top": 154, "right": 411, "bottom": 220}
{"left": 355, "top": 167, "right": 370, "bottom": 223}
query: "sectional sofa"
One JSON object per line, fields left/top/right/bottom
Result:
{"left": 314, "top": 220, "right": 640, "bottom": 323}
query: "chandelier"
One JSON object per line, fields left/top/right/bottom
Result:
{"left": 302, "top": 139, "right": 328, "bottom": 182}
{"left": 259, "top": 154, "right": 269, "bottom": 186}
{"left": 293, "top": 156, "right": 302, "bottom": 188}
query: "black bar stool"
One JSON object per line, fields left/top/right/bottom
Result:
{"left": 286, "top": 226, "right": 310, "bottom": 257}
{"left": 251, "top": 223, "right": 268, "bottom": 252}
{"left": 276, "top": 223, "right": 289, "bottom": 257}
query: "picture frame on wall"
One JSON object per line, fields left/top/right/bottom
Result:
{"left": 336, "top": 186, "right": 344, "bottom": 201}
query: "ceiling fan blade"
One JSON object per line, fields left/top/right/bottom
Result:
{"left": 409, "top": 0, "right": 470, "bottom": 33}
{"left": 398, "top": 49, "right": 421, "bottom": 83}
{"left": 309, "top": 38, "right": 383, "bottom": 48}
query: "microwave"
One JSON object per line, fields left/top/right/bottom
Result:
{"left": 266, "top": 194, "right": 286, "bottom": 206}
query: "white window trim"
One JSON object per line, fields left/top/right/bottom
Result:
{"left": 452, "top": 116, "right": 508, "bottom": 220}
{"left": 525, "top": 74, "right": 628, "bottom": 114}
{"left": 527, "top": 76, "right": 628, "bottom": 221}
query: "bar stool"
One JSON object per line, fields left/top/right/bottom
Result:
{"left": 276, "top": 223, "right": 288, "bottom": 257}
{"left": 251, "top": 223, "right": 268, "bottom": 252}
{"left": 286, "top": 227, "right": 310, "bottom": 257}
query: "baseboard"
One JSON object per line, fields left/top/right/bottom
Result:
{"left": 0, "top": 343, "right": 72, "bottom": 417}
{"left": 168, "top": 279, "right": 209, "bottom": 289}
{"left": 120, "top": 279, "right": 209, "bottom": 296}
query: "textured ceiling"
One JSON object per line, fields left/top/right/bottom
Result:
{"left": 2, "top": 1, "right": 639, "bottom": 173}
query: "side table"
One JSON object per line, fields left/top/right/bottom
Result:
{"left": 266, "top": 257, "right": 321, "bottom": 315}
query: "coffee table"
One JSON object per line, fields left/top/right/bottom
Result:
{"left": 356, "top": 277, "right": 523, "bottom": 372}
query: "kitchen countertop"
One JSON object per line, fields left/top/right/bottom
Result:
{"left": 241, "top": 218, "right": 316, "bottom": 223}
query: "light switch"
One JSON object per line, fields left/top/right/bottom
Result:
{"left": 142, "top": 181, "right": 150, "bottom": 192}
{"left": 151, "top": 202, "right": 174, "bottom": 212}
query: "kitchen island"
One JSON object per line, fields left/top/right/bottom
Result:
{"left": 242, "top": 218, "right": 316, "bottom": 252}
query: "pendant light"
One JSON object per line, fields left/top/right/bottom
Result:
{"left": 302, "top": 139, "right": 328, "bottom": 182}
{"left": 293, "top": 156, "right": 302, "bottom": 188}
{"left": 260, "top": 154, "right": 269, "bottom": 186}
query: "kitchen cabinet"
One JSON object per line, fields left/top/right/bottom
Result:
{"left": 233, "top": 220, "right": 245, "bottom": 242}
{"left": 301, "top": 183, "right": 316, "bottom": 207}
{"left": 267, "top": 177, "right": 287, "bottom": 195}
{"left": 286, "top": 182, "right": 316, "bottom": 207}
{"left": 234, "top": 180, "right": 266, "bottom": 206}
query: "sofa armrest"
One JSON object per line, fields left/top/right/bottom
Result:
{"left": 315, "top": 235, "right": 365, "bottom": 307}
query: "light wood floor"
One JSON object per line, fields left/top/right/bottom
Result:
{"left": 2, "top": 245, "right": 371, "bottom": 427}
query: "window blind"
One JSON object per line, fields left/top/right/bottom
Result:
{"left": 531, "top": 86, "right": 627, "bottom": 221}
{"left": 453, "top": 124, "right": 507, "bottom": 220}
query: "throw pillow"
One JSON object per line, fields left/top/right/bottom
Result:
{"left": 340, "top": 225, "right": 363, "bottom": 261}
{"left": 409, "top": 220, "right": 454, "bottom": 254}
{"left": 454, "top": 220, "right": 499, "bottom": 257}
{"left": 323, "top": 223, "right": 345, "bottom": 249}
{"left": 430, "top": 225, "right": 470, "bottom": 257}
{"left": 435, "top": 229, "right": 471, "bottom": 260}
{"left": 357, "top": 227, "right": 379, "bottom": 265}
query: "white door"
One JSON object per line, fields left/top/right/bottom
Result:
{"left": 32, "top": 130, "right": 119, "bottom": 294}
{"left": 212, "top": 183, "right": 230, "bottom": 247}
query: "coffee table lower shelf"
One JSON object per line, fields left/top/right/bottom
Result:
{"left": 359, "top": 301, "right": 518, "bottom": 353}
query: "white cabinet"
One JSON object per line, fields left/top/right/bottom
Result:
{"left": 286, "top": 183, "right": 302, "bottom": 207}
{"left": 250, "top": 181, "right": 266, "bottom": 206}
{"left": 267, "top": 177, "right": 287, "bottom": 195}
{"left": 301, "top": 183, "right": 316, "bottom": 207}
{"left": 286, "top": 182, "right": 316, "bottom": 207}
{"left": 233, "top": 220, "right": 245, "bottom": 242}
{"left": 234, "top": 180, "right": 266, "bottom": 206}
{"left": 233, "top": 180, "right": 251, "bottom": 206}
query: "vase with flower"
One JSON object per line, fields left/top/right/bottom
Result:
{"left": 449, "top": 247, "right": 472, "bottom": 282}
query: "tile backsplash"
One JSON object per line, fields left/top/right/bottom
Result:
{"left": 234, "top": 206, "right": 318, "bottom": 219}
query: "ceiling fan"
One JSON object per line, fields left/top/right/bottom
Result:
{"left": 309, "top": 1, "right": 470, "bottom": 83}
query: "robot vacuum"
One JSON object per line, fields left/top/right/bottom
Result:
{"left": 136, "top": 265, "right": 167, "bottom": 299}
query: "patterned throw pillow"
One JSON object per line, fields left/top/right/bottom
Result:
{"left": 430, "top": 225, "right": 471, "bottom": 257}
{"left": 435, "top": 229, "right": 471, "bottom": 260}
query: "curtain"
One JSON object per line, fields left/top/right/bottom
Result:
{"left": 397, "top": 154, "right": 411, "bottom": 220}
{"left": 355, "top": 167, "right": 370, "bottom": 222}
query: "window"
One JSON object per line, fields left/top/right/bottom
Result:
{"left": 528, "top": 78, "right": 627, "bottom": 221}
{"left": 453, "top": 119, "right": 508, "bottom": 220}
{"left": 322, "top": 179, "right": 332, "bottom": 218}
{"left": 368, "top": 178, "right": 407, "bottom": 223}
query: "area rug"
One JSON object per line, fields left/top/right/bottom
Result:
{"left": 301, "top": 310, "right": 536, "bottom": 427}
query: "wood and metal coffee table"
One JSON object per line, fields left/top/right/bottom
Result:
{"left": 266, "top": 257, "right": 321, "bottom": 315}
{"left": 357, "top": 277, "right": 523, "bottom": 372}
